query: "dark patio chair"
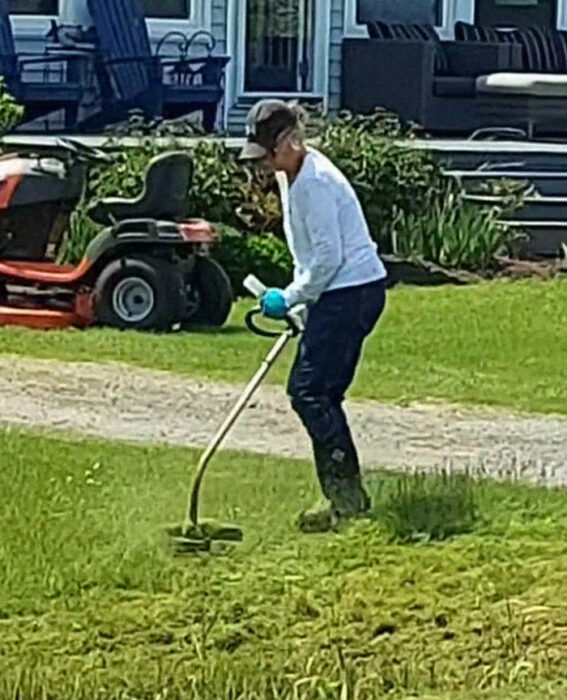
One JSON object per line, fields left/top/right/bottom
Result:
{"left": 0, "top": 0, "right": 88, "bottom": 131}
{"left": 86, "top": 0, "right": 230, "bottom": 132}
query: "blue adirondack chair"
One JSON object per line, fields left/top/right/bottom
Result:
{"left": 0, "top": 0, "right": 89, "bottom": 131}
{"left": 86, "top": 0, "right": 230, "bottom": 132}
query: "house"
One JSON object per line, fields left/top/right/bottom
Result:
{"left": 7, "top": 0, "right": 567, "bottom": 134}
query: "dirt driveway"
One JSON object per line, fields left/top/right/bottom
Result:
{"left": 1, "top": 356, "right": 566, "bottom": 484}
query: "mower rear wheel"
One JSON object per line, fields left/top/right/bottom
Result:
{"left": 185, "top": 257, "right": 232, "bottom": 327}
{"left": 94, "top": 256, "right": 182, "bottom": 331}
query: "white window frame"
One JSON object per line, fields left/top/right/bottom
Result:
{"left": 146, "top": 0, "right": 211, "bottom": 41}
{"left": 344, "top": 0, "right": 453, "bottom": 38}
{"left": 343, "top": 0, "right": 369, "bottom": 37}
{"left": 233, "top": 0, "right": 329, "bottom": 97}
{"left": 10, "top": 15, "right": 56, "bottom": 46}
{"left": 10, "top": 0, "right": 212, "bottom": 56}
{"left": 338, "top": 1, "right": 567, "bottom": 42}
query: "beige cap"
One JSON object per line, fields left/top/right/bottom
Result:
{"left": 238, "top": 99, "right": 298, "bottom": 161}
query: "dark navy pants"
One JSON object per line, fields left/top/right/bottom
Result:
{"left": 287, "top": 279, "right": 386, "bottom": 498}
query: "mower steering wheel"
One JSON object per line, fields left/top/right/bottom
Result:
{"left": 56, "top": 137, "right": 113, "bottom": 164}
{"left": 245, "top": 308, "right": 302, "bottom": 339}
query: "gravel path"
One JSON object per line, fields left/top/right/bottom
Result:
{"left": 1, "top": 356, "right": 566, "bottom": 484}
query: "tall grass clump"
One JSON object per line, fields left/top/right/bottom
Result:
{"left": 373, "top": 470, "right": 480, "bottom": 541}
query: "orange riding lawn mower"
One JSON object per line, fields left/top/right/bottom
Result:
{"left": 0, "top": 138, "right": 232, "bottom": 331}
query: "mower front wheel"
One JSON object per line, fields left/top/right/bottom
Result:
{"left": 93, "top": 256, "right": 182, "bottom": 331}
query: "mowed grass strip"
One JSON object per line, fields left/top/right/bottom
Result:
{"left": 1, "top": 278, "right": 567, "bottom": 414}
{"left": 1, "top": 427, "right": 567, "bottom": 698}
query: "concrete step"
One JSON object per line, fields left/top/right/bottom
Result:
{"left": 446, "top": 168, "right": 567, "bottom": 197}
{"left": 503, "top": 220, "right": 567, "bottom": 258}
{"left": 415, "top": 138, "right": 567, "bottom": 170}
{"left": 464, "top": 193, "right": 567, "bottom": 222}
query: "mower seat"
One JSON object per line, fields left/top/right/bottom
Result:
{"left": 87, "top": 151, "right": 193, "bottom": 225}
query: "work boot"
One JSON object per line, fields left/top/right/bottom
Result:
{"left": 298, "top": 477, "right": 372, "bottom": 533}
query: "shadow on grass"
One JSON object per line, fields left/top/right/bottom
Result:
{"left": 367, "top": 470, "right": 480, "bottom": 542}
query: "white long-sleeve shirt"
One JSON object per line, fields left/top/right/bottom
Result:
{"left": 278, "top": 148, "right": 387, "bottom": 308}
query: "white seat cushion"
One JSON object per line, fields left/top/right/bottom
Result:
{"left": 476, "top": 72, "right": 567, "bottom": 97}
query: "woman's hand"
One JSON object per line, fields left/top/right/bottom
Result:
{"left": 261, "top": 288, "right": 289, "bottom": 319}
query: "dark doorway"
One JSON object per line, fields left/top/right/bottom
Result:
{"left": 245, "top": 0, "right": 315, "bottom": 92}
{"left": 475, "top": 0, "right": 557, "bottom": 28}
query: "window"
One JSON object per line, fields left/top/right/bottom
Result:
{"left": 7, "top": 0, "right": 58, "bottom": 14}
{"left": 142, "top": 0, "right": 191, "bottom": 19}
{"left": 476, "top": 0, "right": 555, "bottom": 27}
{"left": 357, "top": 0, "right": 442, "bottom": 26}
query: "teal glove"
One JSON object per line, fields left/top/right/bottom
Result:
{"left": 261, "top": 288, "right": 288, "bottom": 319}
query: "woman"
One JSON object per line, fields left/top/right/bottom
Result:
{"left": 239, "top": 100, "right": 387, "bottom": 532}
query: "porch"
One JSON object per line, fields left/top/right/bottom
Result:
{"left": 343, "top": 1, "right": 567, "bottom": 138}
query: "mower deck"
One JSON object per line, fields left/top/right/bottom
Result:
{"left": 0, "top": 304, "right": 91, "bottom": 329}
{"left": 0, "top": 284, "right": 94, "bottom": 329}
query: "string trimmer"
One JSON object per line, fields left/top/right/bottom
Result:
{"left": 166, "top": 275, "right": 305, "bottom": 554}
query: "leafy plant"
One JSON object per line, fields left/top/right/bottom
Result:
{"left": 0, "top": 77, "right": 23, "bottom": 135}
{"left": 391, "top": 186, "right": 513, "bottom": 270}
{"left": 58, "top": 206, "right": 100, "bottom": 264}
{"left": 61, "top": 118, "right": 285, "bottom": 263}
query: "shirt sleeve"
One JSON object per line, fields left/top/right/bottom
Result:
{"left": 283, "top": 180, "right": 343, "bottom": 307}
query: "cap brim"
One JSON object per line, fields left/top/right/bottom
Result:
{"left": 238, "top": 141, "right": 268, "bottom": 161}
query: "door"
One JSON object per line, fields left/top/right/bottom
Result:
{"left": 475, "top": 0, "right": 557, "bottom": 28}
{"left": 245, "top": 0, "right": 315, "bottom": 92}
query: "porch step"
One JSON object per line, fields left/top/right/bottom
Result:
{"left": 413, "top": 137, "right": 567, "bottom": 171}
{"left": 503, "top": 221, "right": 567, "bottom": 258}
{"left": 415, "top": 136, "right": 567, "bottom": 257}
{"left": 464, "top": 193, "right": 567, "bottom": 222}
{"left": 445, "top": 168, "right": 567, "bottom": 197}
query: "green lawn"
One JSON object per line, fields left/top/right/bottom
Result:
{"left": 2, "top": 427, "right": 567, "bottom": 698}
{"left": 2, "top": 278, "right": 567, "bottom": 414}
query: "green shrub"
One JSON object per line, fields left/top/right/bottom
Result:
{"left": 61, "top": 110, "right": 517, "bottom": 277}
{"left": 186, "top": 140, "right": 283, "bottom": 233}
{"left": 0, "top": 77, "right": 23, "bottom": 135}
{"left": 212, "top": 224, "right": 292, "bottom": 294}
{"left": 61, "top": 124, "right": 285, "bottom": 264}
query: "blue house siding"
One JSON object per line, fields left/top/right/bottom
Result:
{"left": 211, "top": 0, "right": 227, "bottom": 54}
{"left": 329, "top": 0, "right": 345, "bottom": 112}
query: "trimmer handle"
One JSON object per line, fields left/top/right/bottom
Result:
{"left": 245, "top": 308, "right": 303, "bottom": 338}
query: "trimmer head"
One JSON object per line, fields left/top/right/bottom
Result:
{"left": 165, "top": 520, "right": 244, "bottom": 555}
